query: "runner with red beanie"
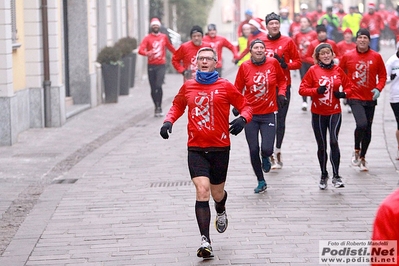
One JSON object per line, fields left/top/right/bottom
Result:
{"left": 138, "top": 18, "right": 176, "bottom": 117}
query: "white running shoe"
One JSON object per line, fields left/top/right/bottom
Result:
{"left": 359, "top": 158, "right": 368, "bottom": 171}
{"left": 197, "top": 235, "right": 214, "bottom": 259}
{"left": 302, "top": 102, "right": 308, "bottom": 111}
{"left": 351, "top": 150, "right": 361, "bottom": 166}
{"left": 271, "top": 152, "right": 282, "bottom": 169}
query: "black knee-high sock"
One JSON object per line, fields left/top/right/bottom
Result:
{"left": 214, "top": 190, "right": 227, "bottom": 214}
{"left": 195, "top": 201, "right": 210, "bottom": 242}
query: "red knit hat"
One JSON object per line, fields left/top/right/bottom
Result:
{"left": 368, "top": 3, "right": 376, "bottom": 9}
{"left": 150, "top": 18, "right": 161, "bottom": 26}
{"left": 248, "top": 17, "right": 265, "bottom": 30}
{"left": 343, "top": 28, "right": 352, "bottom": 35}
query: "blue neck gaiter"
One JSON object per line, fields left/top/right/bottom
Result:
{"left": 195, "top": 70, "right": 219, "bottom": 84}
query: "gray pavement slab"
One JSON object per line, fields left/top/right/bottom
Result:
{"left": 0, "top": 45, "right": 398, "bottom": 265}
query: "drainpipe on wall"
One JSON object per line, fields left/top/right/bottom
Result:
{"left": 41, "top": 0, "right": 52, "bottom": 127}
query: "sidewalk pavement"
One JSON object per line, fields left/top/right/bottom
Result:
{"left": 0, "top": 46, "right": 398, "bottom": 266}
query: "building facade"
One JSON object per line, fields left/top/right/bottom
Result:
{"left": 0, "top": 0, "right": 149, "bottom": 146}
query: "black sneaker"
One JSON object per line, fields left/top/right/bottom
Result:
{"left": 215, "top": 211, "right": 228, "bottom": 233}
{"left": 332, "top": 176, "right": 345, "bottom": 188}
{"left": 319, "top": 175, "right": 328, "bottom": 190}
{"left": 197, "top": 235, "right": 214, "bottom": 259}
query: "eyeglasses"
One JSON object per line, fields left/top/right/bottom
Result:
{"left": 197, "top": 56, "right": 216, "bottom": 61}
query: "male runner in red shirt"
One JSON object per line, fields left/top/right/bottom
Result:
{"left": 138, "top": 18, "right": 176, "bottom": 117}
{"left": 160, "top": 47, "right": 252, "bottom": 259}
{"left": 339, "top": 29, "right": 387, "bottom": 171}
{"left": 203, "top": 24, "right": 237, "bottom": 76}
{"left": 172, "top": 26, "right": 210, "bottom": 82}
{"left": 263, "top": 12, "right": 301, "bottom": 169}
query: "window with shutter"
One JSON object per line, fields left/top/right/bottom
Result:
{"left": 11, "top": 0, "right": 21, "bottom": 49}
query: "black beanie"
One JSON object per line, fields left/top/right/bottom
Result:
{"left": 207, "top": 24, "right": 216, "bottom": 31}
{"left": 316, "top": 24, "right": 327, "bottom": 33}
{"left": 356, "top": 28, "right": 370, "bottom": 39}
{"left": 250, "top": 39, "right": 265, "bottom": 50}
{"left": 190, "top": 25, "right": 203, "bottom": 36}
{"left": 265, "top": 12, "right": 280, "bottom": 25}
{"left": 315, "top": 43, "right": 333, "bottom": 55}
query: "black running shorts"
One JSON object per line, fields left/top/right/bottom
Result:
{"left": 188, "top": 150, "right": 229, "bottom": 185}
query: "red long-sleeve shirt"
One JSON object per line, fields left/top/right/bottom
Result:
{"left": 304, "top": 39, "right": 340, "bottom": 65}
{"left": 263, "top": 35, "right": 302, "bottom": 86}
{"left": 164, "top": 78, "right": 252, "bottom": 149}
{"left": 360, "top": 12, "right": 384, "bottom": 37}
{"left": 203, "top": 35, "right": 237, "bottom": 68}
{"left": 371, "top": 188, "right": 399, "bottom": 266}
{"left": 234, "top": 57, "right": 287, "bottom": 115}
{"left": 299, "top": 64, "right": 355, "bottom": 115}
{"left": 293, "top": 30, "right": 318, "bottom": 60}
{"left": 339, "top": 48, "right": 387, "bottom": 101}
{"left": 138, "top": 33, "right": 176, "bottom": 65}
{"left": 336, "top": 41, "right": 356, "bottom": 56}
{"left": 171, "top": 41, "right": 211, "bottom": 78}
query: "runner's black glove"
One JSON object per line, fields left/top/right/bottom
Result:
{"left": 317, "top": 85, "right": 327, "bottom": 94}
{"left": 229, "top": 116, "right": 246, "bottom": 135}
{"left": 333, "top": 91, "right": 346, "bottom": 99}
{"left": 391, "top": 73, "right": 397, "bottom": 81}
{"left": 160, "top": 122, "right": 173, "bottom": 139}
{"left": 277, "top": 95, "right": 288, "bottom": 108}
{"left": 232, "top": 108, "right": 239, "bottom": 116}
{"left": 274, "top": 54, "right": 288, "bottom": 69}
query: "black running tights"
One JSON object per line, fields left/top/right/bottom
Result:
{"left": 311, "top": 113, "right": 342, "bottom": 177}
{"left": 350, "top": 103, "right": 375, "bottom": 158}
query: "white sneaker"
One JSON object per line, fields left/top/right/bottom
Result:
{"left": 351, "top": 150, "right": 361, "bottom": 166}
{"left": 301, "top": 102, "right": 308, "bottom": 111}
{"left": 270, "top": 153, "right": 279, "bottom": 169}
{"left": 274, "top": 152, "right": 283, "bottom": 169}
{"left": 197, "top": 235, "right": 214, "bottom": 258}
{"left": 359, "top": 158, "right": 368, "bottom": 171}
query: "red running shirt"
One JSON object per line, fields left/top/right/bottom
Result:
{"left": 339, "top": 48, "right": 387, "bottom": 101}
{"left": 172, "top": 41, "right": 211, "bottom": 79}
{"left": 202, "top": 35, "right": 237, "bottom": 68}
{"left": 234, "top": 57, "right": 287, "bottom": 115}
{"left": 164, "top": 78, "right": 252, "bottom": 149}
{"left": 263, "top": 35, "right": 302, "bottom": 86}
{"left": 299, "top": 64, "right": 356, "bottom": 115}
{"left": 138, "top": 33, "right": 176, "bottom": 65}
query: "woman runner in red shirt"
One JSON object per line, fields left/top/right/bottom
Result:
{"left": 299, "top": 43, "right": 355, "bottom": 190}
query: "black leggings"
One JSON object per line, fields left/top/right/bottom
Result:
{"left": 276, "top": 85, "right": 291, "bottom": 149}
{"left": 244, "top": 113, "right": 276, "bottom": 181}
{"left": 350, "top": 103, "right": 375, "bottom": 158}
{"left": 390, "top": 102, "right": 399, "bottom": 130}
{"left": 148, "top": 64, "right": 166, "bottom": 108}
{"left": 299, "top": 63, "right": 311, "bottom": 103}
{"left": 311, "top": 113, "right": 342, "bottom": 177}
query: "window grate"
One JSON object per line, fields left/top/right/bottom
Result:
{"left": 150, "top": 181, "right": 192, "bottom": 188}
